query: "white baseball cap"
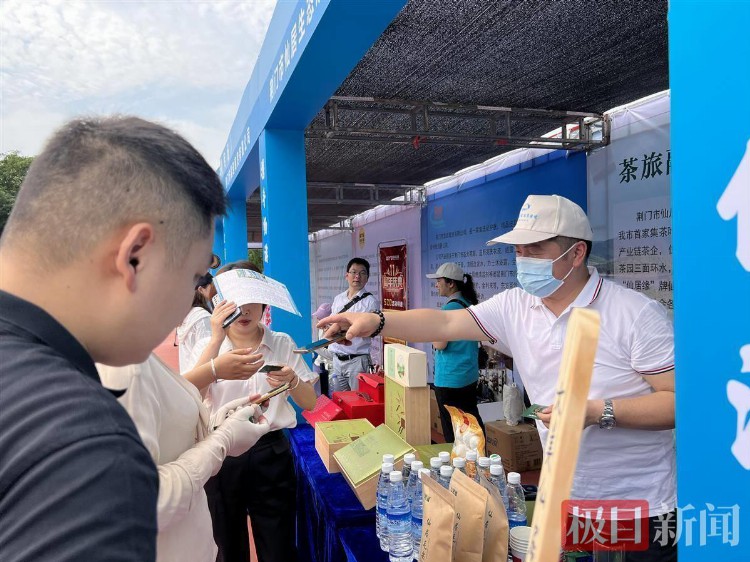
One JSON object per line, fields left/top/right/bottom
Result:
{"left": 486, "top": 194, "right": 593, "bottom": 246}
{"left": 426, "top": 262, "right": 465, "bottom": 281}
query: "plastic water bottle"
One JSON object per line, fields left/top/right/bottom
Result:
{"left": 402, "top": 453, "right": 416, "bottom": 481}
{"left": 438, "top": 465, "right": 454, "bottom": 489}
{"left": 476, "top": 456, "right": 491, "bottom": 482}
{"left": 387, "top": 471, "right": 413, "bottom": 562}
{"left": 465, "top": 450, "right": 478, "bottom": 480}
{"left": 452, "top": 456, "right": 466, "bottom": 474}
{"left": 411, "top": 468, "right": 430, "bottom": 560}
{"left": 438, "top": 451, "right": 451, "bottom": 466}
{"left": 377, "top": 462, "right": 394, "bottom": 550}
{"left": 506, "top": 472, "right": 528, "bottom": 528}
{"left": 405, "top": 460, "right": 424, "bottom": 506}
{"left": 383, "top": 453, "right": 395, "bottom": 466}
{"left": 429, "top": 457, "right": 442, "bottom": 481}
{"left": 489, "top": 464, "right": 509, "bottom": 509}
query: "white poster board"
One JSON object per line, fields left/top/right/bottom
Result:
{"left": 587, "top": 92, "right": 673, "bottom": 313}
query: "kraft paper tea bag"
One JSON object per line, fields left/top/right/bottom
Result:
{"left": 449, "top": 469, "right": 488, "bottom": 562}
{"left": 420, "top": 475, "right": 456, "bottom": 562}
{"left": 477, "top": 471, "right": 509, "bottom": 562}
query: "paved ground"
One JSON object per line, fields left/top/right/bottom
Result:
{"left": 153, "top": 330, "right": 179, "bottom": 371}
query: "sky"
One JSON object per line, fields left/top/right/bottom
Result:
{"left": 0, "top": 0, "right": 277, "bottom": 168}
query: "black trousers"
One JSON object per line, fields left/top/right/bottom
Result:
{"left": 433, "top": 382, "right": 485, "bottom": 443}
{"left": 205, "top": 430, "right": 298, "bottom": 562}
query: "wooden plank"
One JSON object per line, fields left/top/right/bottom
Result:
{"left": 525, "top": 308, "right": 600, "bottom": 562}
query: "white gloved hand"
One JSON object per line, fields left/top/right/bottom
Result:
{"left": 213, "top": 404, "right": 270, "bottom": 457}
{"left": 210, "top": 397, "right": 253, "bottom": 429}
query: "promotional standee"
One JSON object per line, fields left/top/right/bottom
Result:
{"left": 670, "top": 1, "right": 749, "bottom": 560}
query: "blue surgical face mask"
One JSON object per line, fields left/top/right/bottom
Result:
{"left": 515, "top": 243, "right": 576, "bottom": 298}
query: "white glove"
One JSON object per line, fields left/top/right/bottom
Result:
{"left": 212, "top": 404, "right": 270, "bottom": 457}
{"left": 210, "top": 397, "right": 254, "bottom": 429}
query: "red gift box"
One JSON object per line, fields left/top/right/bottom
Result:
{"left": 302, "top": 395, "right": 347, "bottom": 427}
{"left": 332, "top": 390, "right": 385, "bottom": 427}
{"left": 357, "top": 372, "right": 385, "bottom": 403}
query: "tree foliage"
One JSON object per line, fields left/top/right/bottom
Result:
{"left": 0, "top": 152, "right": 35, "bottom": 234}
{"left": 247, "top": 248, "right": 264, "bottom": 272}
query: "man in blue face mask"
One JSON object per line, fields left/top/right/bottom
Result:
{"left": 319, "top": 194, "right": 677, "bottom": 562}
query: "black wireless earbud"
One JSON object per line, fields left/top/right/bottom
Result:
{"left": 129, "top": 258, "right": 139, "bottom": 268}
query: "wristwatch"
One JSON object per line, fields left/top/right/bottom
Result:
{"left": 598, "top": 399, "right": 616, "bottom": 430}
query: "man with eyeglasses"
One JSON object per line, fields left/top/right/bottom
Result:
{"left": 328, "top": 258, "right": 379, "bottom": 393}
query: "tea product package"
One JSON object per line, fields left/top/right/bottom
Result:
{"left": 476, "top": 472, "right": 509, "bottom": 562}
{"left": 444, "top": 405, "right": 486, "bottom": 459}
{"left": 449, "top": 469, "right": 488, "bottom": 562}
{"left": 419, "top": 475, "right": 456, "bottom": 562}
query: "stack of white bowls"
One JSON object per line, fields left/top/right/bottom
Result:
{"left": 509, "top": 525, "right": 531, "bottom": 561}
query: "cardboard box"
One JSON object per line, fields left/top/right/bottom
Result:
{"left": 357, "top": 372, "right": 385, "bottom": 402}
{"left": 430, "top": 390, "right": 443, "bottom": 435}
{"left": 384, "top": 343, "right": 427, "bottom": 387}
{"left": 385, "top": 376, "right": 431, "bottom": 446}
{"left": 334, "top": 424, "right": 414, "bottom": 509}
{"left": 302, "top": 394, "right": 347, "bottom": 427}
{"left": 477, "top": 400, "right": 504, "bottom": 423}
{"left": 314, "top": 419, "right": 375, "bottom": 473}
{"left": 332, "top": 391, "right": 385, "bottom": 427}
{"left": 484, "top": 420, "right": 543, "bottom": 473}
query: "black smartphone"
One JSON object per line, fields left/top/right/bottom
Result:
{"left": 258, "top": 364, "right": 284, "bottom": 373}
{"left": 292, "top": 332, "right": 348, "bottom": 354}
{"left": 211, "top": 295, "right": 242, "bottom": 328}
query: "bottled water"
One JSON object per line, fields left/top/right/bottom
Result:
{"left": 383, "top": 453, "right": 395, "bottom": 465}
{"left": 476, "top": 456, "right": 491, "bottom": 483}
{"left": 489, "top": 453, "right": 502, "bottom": 467}
{"left": 411, "top": 468, "right": 430, "bottom": 560}
{"left": 506, "top": 472, "right": 528, "bottom": 529}
{"left": 405, "top": 460, "right": 424, "bottom": 506}
{"left": 452, "top": 457, "right": 466, "bottom": 474}
{"left": 387, "top": 471, "right": 413, "bottom": 562}
{"left": 465, "top": 450, "right": 478, "bottom": 480}
{"left": 438, "top": 451, "right": 451, "bottom": 466}
{"left": 377, "top": 462, "right": 394, "bottom": 550}
{"left": 429, "top": 457, "right": 442, "bottom": 481}
{"left": 402, "top": 453, "right": 416, "bottom": 481}
{"left": 438, "top": 465, "right": 454, "bottom": 489}
{"left": 489, "top": 464, "right": 509, "bottom": 509}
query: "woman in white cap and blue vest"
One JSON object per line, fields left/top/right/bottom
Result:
{"left": 426, "top": 262, "right": 485, "bottom": 441}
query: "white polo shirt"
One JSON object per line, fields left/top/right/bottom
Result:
{"left": 329, "top": 287, "right": 379, "bottom": 357}
{"left": 468, "top": 267, "right": 676, "bottom": 517}
{"left": 202, "top": 326, "right": 318, "bottom": 432}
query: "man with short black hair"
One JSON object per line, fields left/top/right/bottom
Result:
{"left": 327, "top": 257, "right": 378, "bottom": 393}
{"left": 0, "top": 116, "right": 227, "bottom": 561}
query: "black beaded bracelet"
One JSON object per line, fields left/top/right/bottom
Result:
{"left": 369, "top": 310, "right": 386, "bottom": 338}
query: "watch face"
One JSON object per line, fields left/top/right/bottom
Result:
{"left": 599, "top": 416, "right": 616, "bottom": 430}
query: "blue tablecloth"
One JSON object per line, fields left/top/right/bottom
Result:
{"left": 289, "top": 425, "right": 388, "bottom": 562}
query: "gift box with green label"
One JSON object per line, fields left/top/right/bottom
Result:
{"left": 314, "top": 419, "right": 376, "bottom": 473}
{"left": 384, "top": 343, "right": 427, "bottom": 387}
{"left": 333, "top": 424, "right": 414, "bottom": 510}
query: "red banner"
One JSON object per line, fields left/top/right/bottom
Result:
{"left": 379, "top": 244, "right": 407, "bottom": 312}
{"left": 379, "top": 244, "right": 407, "bottom": 347}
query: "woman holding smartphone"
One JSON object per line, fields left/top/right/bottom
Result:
{"left": 184, "top": 261, "right": 317, "bottom": 562}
